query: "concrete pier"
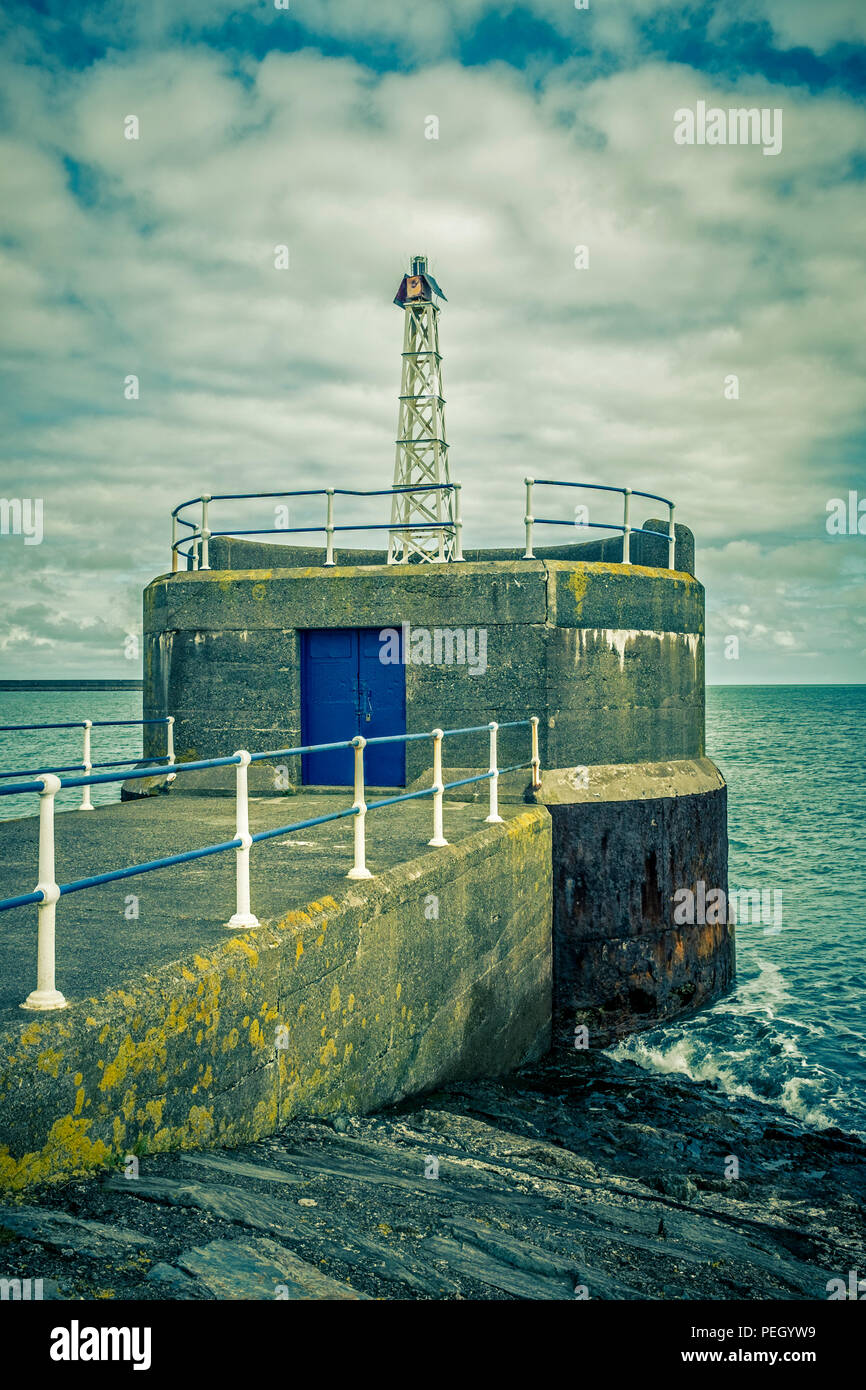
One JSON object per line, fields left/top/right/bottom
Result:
{"left": 143, "top": 540, "right": 733, "bottom": 1046}
{"left": 0, "top": 531, "right": 734, "bottom": 1191}
{"left": 0, "top": 795, "right": 551, "bottom": 1190}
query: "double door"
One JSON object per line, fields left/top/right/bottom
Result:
{"left": 300, "top": 628, "right": 406, "bottom": 786}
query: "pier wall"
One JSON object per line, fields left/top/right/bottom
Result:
{"left": 142, "top": 557, "right": 705, "bottom": 783}
{"left": 0, "top": 809, "right": 551, "bottom": 1191}
{"left": 141, "top": 546, "right": 732, "bottom": 1053}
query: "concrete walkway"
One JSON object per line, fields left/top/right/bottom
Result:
{"left": 0, "top": 791, "right": 520, "bottom": 1023}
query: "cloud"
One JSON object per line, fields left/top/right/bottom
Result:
{"left": 0, "top": 12, "right": 864, "bottom": 678}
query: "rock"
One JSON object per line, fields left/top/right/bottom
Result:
{"left": 646, "top": 1174, "right": 697, "bottom": 1203}
{"left": 9, "top": 1053, "right": 864, "bottom": 1302}
{"left": 145, "top": 1263, "right": 199, "bottom": 1294}
{"left": 176, "top": 1238, "right": 369, "bottom": 1300}
{"left": 0, "top": 1205, "right": 159, "bottom": 1257}
{"left": 120, "top": 766, "right": 175, "bottom": 800}
{"left": 40, "top": 1278, "right": 75, "bottom": 1300}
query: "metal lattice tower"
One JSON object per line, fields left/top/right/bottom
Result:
{"left": 388, "top": 255, "right": 457, "bottom": 564}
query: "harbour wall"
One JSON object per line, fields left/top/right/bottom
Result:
{"left": 0, "top": 809, "right": 551, "bottom": 1191}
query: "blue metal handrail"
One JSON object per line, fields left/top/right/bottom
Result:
{"left": 0, "top": 719, "right": 541, "bottom": 1011}
{"left": 171, "top": 484, "right": 464, "bottom": 572}
{"left": 0, "top": 717, "right": 175, "bottom": 808}
{"left": 523, "top": 478, "right": 677, "bottom": 568}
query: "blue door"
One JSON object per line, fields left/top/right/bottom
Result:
{"left": 300, "top": 628, "right": 406, "bottom": 786}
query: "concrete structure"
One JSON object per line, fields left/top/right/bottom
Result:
{"left": 143, "top": 520, "right": 733, "bottom": 1049}
{"left": 0, "top": 514, "right": 733, "bottom": 1190}
{"left": 0, "top": 798, "right": 550, "bottom": 1190}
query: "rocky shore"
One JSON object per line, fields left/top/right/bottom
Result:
{"left": 2, "top": 1054, "right": 863, "bottom": 1300}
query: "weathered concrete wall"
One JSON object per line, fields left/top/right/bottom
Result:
{"left": 203, "top": 518, "right": 695, "bottom": 576}
{"left": 142, "top": 556, "right": 705, "bottom": 784}
{"left": 138, "top": 541, "right": 731, "bottom": 1052}
{"left": 0, "top": 809, "right": 551, "bottom": 1192}
{"left": 543, "top": 759, "right": 732, "bottom": 1048}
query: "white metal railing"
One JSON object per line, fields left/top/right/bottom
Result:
{"left": 523, "top": 479, "right": 677, "bottom": 568}
{"left": 171, "top": 485, "right": 463, "bottom": 572}
{"left": 0, "top": 717, "right": 175, "bottom": 812}
{"left": 0, "top": 718, "right": 540, "bottom": 1011}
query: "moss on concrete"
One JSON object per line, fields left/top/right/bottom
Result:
{"left": 0, "top": 809, "right": 551, "bottom": 1192}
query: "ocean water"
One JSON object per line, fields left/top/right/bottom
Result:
{"left": 1, "top": 684, "right": 863, "bottom": 1138}
{"left": 610, "top": 685, "right": 866, "bottom": 1139}
{"left": 0, "top": 689, "right": 144, "bottom": 821}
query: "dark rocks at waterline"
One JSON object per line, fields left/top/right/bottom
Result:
{"left": 1, "top": 1055, "right": 862, "bottom": 1301}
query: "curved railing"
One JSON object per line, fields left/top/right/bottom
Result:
{"left": 171, "top": 485, "right": 463, "bottom": 572}
{"left": 0, "top": 718, "right": 540, "bottom": 1011}
{"left": 523, "top": 479, "right": 676, "bottom": 567}
{"left": 171, "top": 479, "right": 678, "bottom": 571}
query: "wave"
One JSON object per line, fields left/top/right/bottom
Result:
{"left": 606, "top": 960, "right": 864, "bottom": 1137}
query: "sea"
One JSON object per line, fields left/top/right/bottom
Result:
{"left": 0, "top": 684, "right": 863, "bottom": 1138}
{"left": 612, "top": 684, "right": 866, "bottom": 1140}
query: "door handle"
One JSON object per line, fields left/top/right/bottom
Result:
{"left": 365, "top": 689, "right": 373, "bottom": 723}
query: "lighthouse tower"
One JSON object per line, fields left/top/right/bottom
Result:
{"left": 388, "top": 255, "right": 457, "bottom": 564}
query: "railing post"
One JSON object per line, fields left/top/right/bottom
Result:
{"left": 171, "top": 512, "right": 179, "bottom": 573}
{"left": 485, "top": 721, "right": 504, "bottom": 824}
{"left": 619, "top": 483, "right": 633, "bottom": 558}
{"left": 523, "top": 478, "right": 535, "bottom": 559}
{"left": 428, "top": 728, "right": 448, "bottom": 847}
{"left": 227, "top": 751, "right": 259, "bottom": 928}
{"left": 200, "top": 495, "right": 211, "bottom": 571}
{"left": 78, "top": 720, "right": 94, "bottom": 811}
{"left": 453, "top": 482, "right": 464, "bottom": 561}
{"left": 22, "top": 774, "right": 67, "bottom": 1011}
{"left": 325, "top": 488, "right": 336, "bottom": 567}
{"left": 191, "top": 536, "right": 199, "bottom": 571}
{"left": 530, "top": 715, "right": 541, "bottom": 791}
{"left": 166, "top": 715, "right": 176, "bottom": 766}
{"left": 668, "top": 503, "right": 676, "bottom": 570}
{"left": 348, "top": 736, "right": 373, "bottom": 879}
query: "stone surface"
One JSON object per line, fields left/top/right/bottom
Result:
{"left": 550, "top": 770, "right": 731, "bottom": 1047}
{"left": 0, "top": 798, "right": 551, "bottom": 1190}
{"left": 0, "top": 1204, "right": 158, "bottom": 1256}
{"left": 175, "top": 1237, "right": 369, "bottom": 1299}
{"left": 142, "top": 553, "right": 705, "bottom": 784}
{"left": 201, "top": 519, "right": 694, "bottom": 576}
{"left": 1, "top": 1052, "right": 861, "bottom": 1301}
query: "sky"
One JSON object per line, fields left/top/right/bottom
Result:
{"left": 0, "top": 0, "right": 864, "bottom": 683}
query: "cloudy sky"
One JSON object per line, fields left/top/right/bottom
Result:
{"left": 1, "top": 0, "right": 864, "bottom": 682}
